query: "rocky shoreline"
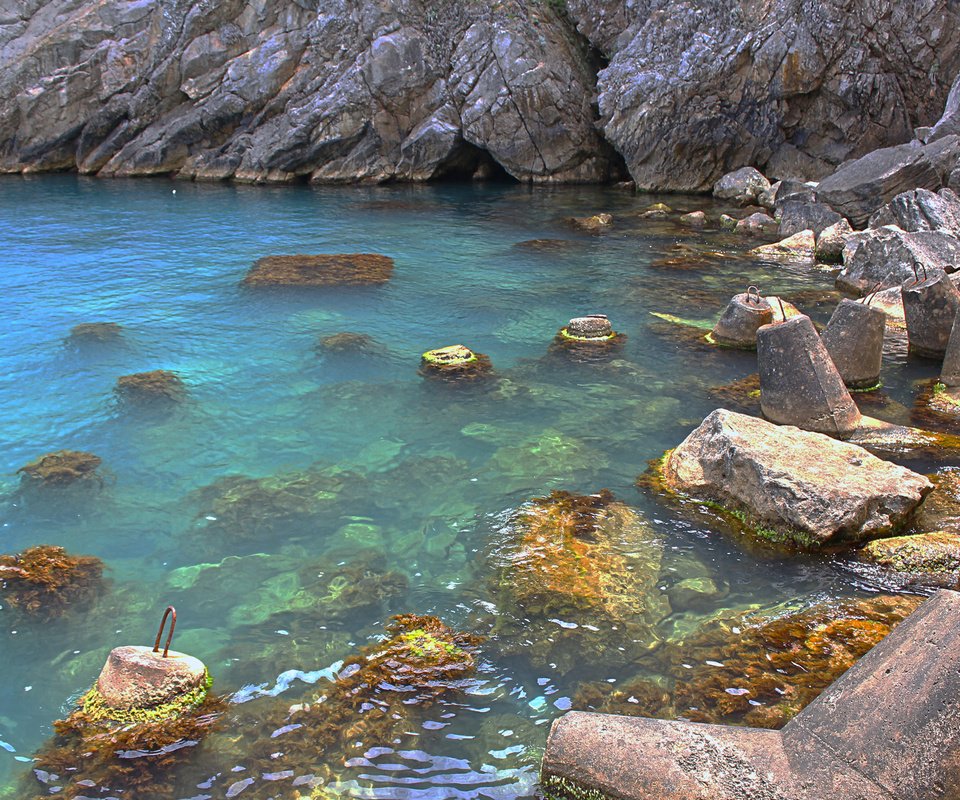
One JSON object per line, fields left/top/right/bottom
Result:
{"left": 3, "top": 0, "right": 960, "bottom": 188}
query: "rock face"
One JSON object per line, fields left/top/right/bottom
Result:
{"left": 777, "top": 201, "right": 843, "bottom": 238}
{"left": 3, "top": 0, "right": 959, "bottom": 188}
{"left": 661, "top": 409, "right": 933, "bottom": 548}
{"left": 868, "top": 188, "right": 960, "bottom": 234}
{"left": 928, "top": 69, "right": 960, "bottom": 142}
{"left": 817, "top": 136, "right": 960, "bottom": 226}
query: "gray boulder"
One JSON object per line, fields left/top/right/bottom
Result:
{"left": 837, "top": 226, "right": 960, "bottom": 294}
{"left": 815, "top": 218, "right": 854, "bottom": 263}
{"left": 928, "top": 69, "right": 960, "bottom": 142}
{"left": 868, "top": 188, "right": 960, "bottom": 235}
{"left": 713, "top": 167, "right": 771, "bottom": 205}
{"left": 661, "top": 409, "right": 933, "bottom": 548}
{"left": 817, "top": 137, "right": 960, "bottom": 227}
{"left": 777, "top": 200, "right": 844, "bottom": 238}
{"left": 735, "top": 211, "right": 778, "bottom": 235}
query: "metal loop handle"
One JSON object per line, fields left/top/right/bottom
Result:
{"left": 861, "top": 282, "right": 882, "bottom": 306}
{"left": 746, "top": 285, "right": 762, "bottom": 305}
{"left": 153, "top": 606, "right": 177, "bottom": 658}
{"left": 776, "top": 296, "right": 786, "bottom": 321}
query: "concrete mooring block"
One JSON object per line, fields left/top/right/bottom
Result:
{"left": 541, "top": 589, "right": 960, "bottom": 800}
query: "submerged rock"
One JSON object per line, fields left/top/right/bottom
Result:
{"left": 513, "top": 238, "right": 580, "bottom": 252}
{"left": 316, "top": 331, "right": 377, "bottom": 353}
{"left": 657, "top": 409, "right": 933, "bottom": 549}
{"left": 68, "top": 322, "right": 123, "bottom": 343}
{"left": 573, "top": 594, "right": 921, "bottom": 729}
{"left": 488, "top": 490, "right": 669, "bottom": 672}
{"left": 0, "top": 545, "right": 105, "bottom": 620}
{"left": 419, "top": 344, "right": 493, "bottom": 381}
{"left": 749, "top": 229, "right": 816, "bottom": 263}
{"left": 243, "top": 253, "right": 394, "bottom": 286}
{"left": 566, "top": 213, "right": 613, "bottom": 232}
{"left": 858, "top": 532, "right": 960, "bottom": 586}
{"left": 115, "top": 369, "right": 185, "bottom": 402}
{"left": 18, "top": 450, "right": 102, "bottom": 486}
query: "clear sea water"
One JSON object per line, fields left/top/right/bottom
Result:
{"left": 0, "top": 175, "right": 941, "bottom": 799}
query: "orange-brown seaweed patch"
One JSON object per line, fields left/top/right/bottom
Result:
{"left": 0, "top": 545, "right": 105, "bottom": 620}
{"left": 707, "top": 374, "right": 761, "bottom": 415}
{"left": 513, "top": 239, "right": 580, "bottom": 252}
{"left": 243, "top": 254, "right": 394, "bottom": 286}
{"left": 317, "top": 332, "right": 377, "bottom": 352}
{"left": 68, "top": 322, "right": 123, "bottom": 342}
{"left": 18, "top": 450, "right": 102, "bottom": 486}
{"left": 573, "top": 594, "right": 921, "bottom": 729}
{"left": 115, "top": 369, "right": 185, "bottom": 402}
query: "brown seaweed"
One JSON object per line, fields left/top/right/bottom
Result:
{"left": 17, "top": 450, "right": 102, "bottom": 486}
{"left": 243, "top": 254, "right": 394, "bottom": 286}
{"left": 115, "top": 370, "right": 185, "bottom": 402}
{"left": 0, "top": 545, "right": 105, "bottom": 620}
{"left": 68, "top": 322, "right": 123, "bottom": 343}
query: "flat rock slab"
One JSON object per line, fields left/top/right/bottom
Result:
{"left": 96, "top": 645, "right": 207, "bottom": 710}
{"left": 542, "top": 590, "right": 960, "bottom": 800}
{"left": 661, "top": 409, "right": 932, "bottom": 547}
{"left": 243, "top": 254, "right": 394, "bottom": 286}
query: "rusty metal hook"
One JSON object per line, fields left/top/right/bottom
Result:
{"left": 776, "top": 296, "right": 786, "bottom": 321}
{"left": 153, "top": 606, "right": 176, "bottom": 658}
{"left": 920, "top": 264, "right": 929, "bottom": 282}
{"left": 746, "top": 285, "right": 762, "bottom": 305}
{"left": 861, "top": 282, "right": 882, "bottom": 306}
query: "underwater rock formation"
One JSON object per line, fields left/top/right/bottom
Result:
{"left": 0, "top": 545, "right": 105, "bottom": 620}
{"left": 115, "top": 369, "right": 185, "bottom": 402}
{"left": 419, "top": 344, "right": 493, "bottom": 381}
{"left": 67, "top": 322, "right": 123, "bottom": 343}
{"left": 573, "top": 594, "right": 921, "bottom": 729}
{"left": 17, "top": 450, "right": 102, "bottom": 486}
{"left": 316, "top": 331, "right": 377, "bottom": 352}
{"left": 243, "top": 254, "right": 394, "bottom": 286}
{"left": 858, "top": 532, "right": 960, "bottom": 587}
{"left": 487, "top": 490, "right": 669, "bottom": 673}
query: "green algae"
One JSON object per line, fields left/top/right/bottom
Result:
{"left": 79, "top": 670, "right": 212, "bottom": 726}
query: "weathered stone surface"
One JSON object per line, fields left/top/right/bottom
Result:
{"left": 749, "top": 230, "right": 816, "bottom": 263}
{"left": 567, "top": 213, "right": 612, "bottom": 232}
{"left": 928, "top": 68, "right": 960, "bottom": 142}
{"left": 821, "top": 299, "right": 885, "bottom": 390}
{"left": 777, "top": 200, "right": 843, "bottom": 238}
{"left": 96, "top": 645, "right": 207, "bottom": 710}
{"left": 902, "top": 269, "right": 960, "bottom": 358}
{"left": 679, "top": 210, "right": 707, "bottom": 227}
{"left": 868, "top": 187, "right": 960, "bottom": 234}
{"left": 817, "top": 137, "right": 960, "bottom": 226}
{"left": 758, "top": 180, "right": 781, "bottom": 210}
{"left": 588, "top": 1, "right": 960, "bottom": 191}
{"left": 942, "top": 310, "right": 960, "bottom": 386}
{"left": 711, "top": 292, "right": 773, "bottom": 348}
{"left": 836, "top": 226, "right": 960, "bottom": 294}
{"left": 735, "top": 212, "right": 778, "bottom": 235}
{"left": 565, "top": 314, "right": 613, "bottom": 339}
{"left": 662, "top": 409, "right": 932, "bottom": 547}
{"left": 815, "top": 219, "right": 853, "bottom": 263}
{"left": 543, "top": 590, "right": 960, "bottom": 800}
{"left": 713, "top": 167, "right": 770, "bottom": 205}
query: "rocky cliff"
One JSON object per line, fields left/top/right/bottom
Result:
{"left": 2, "top": 0, "right": 959, "bottom": 189}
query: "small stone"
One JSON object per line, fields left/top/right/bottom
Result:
{"left": 567, "top": 213, "right": 613, "bottom": 232}
{"left": 734, "top": 212, "right": 778, "bottom": 235}
{"left": 749, "top": 230, "right": 817, "bottom": 263}
{"left": 719, "top": 214, "right": 738, "bottom": 230}
{"left": 679, "top": 211, "right": 707, "bottom": 227}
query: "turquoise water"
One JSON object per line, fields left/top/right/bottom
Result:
{"left": 0, "top": 176, "right": 938, "bottom": 799}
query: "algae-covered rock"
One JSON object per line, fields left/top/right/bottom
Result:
{"left": 243, "top": 254, "right": 394, "bottom": 286}
{"left": 749, "top": 229, "right": 817, "bottom": 263}
{"left": 115, "top": 369, "right": 185, "bottom": 403}
{"left": 17, "top": 450, "right": 102, "bottom": 486}
{"left": 488, "top": 490, "right": 669, "bottom": 672}
{"left": 419, "top": 344, "right": 493, "bottom": 381}
{"left": 573, "top": 594, "right": 921, "bottom": 729}
{"left": 566, "top": 213, "right": 613, "bottom": 232}
{"left": 68, "top": 322, "right": 123, "bottom": 343}
{"left": 859, "top": 532, "right": 960, "bottom": 586}
{"left": 550, "top": 315, "right": 626, "bottom": 361}
{"left": 0, "top": 545, "right": 105, "bottom": 620}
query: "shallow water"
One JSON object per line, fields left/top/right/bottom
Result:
{"left": 0, "top": 176, "right": 943, "bottom": 799}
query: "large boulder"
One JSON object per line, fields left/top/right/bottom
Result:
{"left": 777, "top": 200, "right": 844, "bottom": 238}
{"left": 836, "top": 226, "right": 960, "bottom": 293}
{"left": 868, "top": 188, "right": 960, "bottom": 234}
{"left": 713, "top": 167, "right": 771, "bottom": 204}
{"left": 817, "top": 137, "right": 960, "bottom": 227}
{"left": 660, "top": 409, "right": 933, "bottom": 548}
{"left": 815, "top": 218, "right": 854, "bottom": 263}
{"left": 928, "top": 68, "right": 960, "bottom": 142}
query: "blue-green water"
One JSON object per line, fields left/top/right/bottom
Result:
{"left": 0, "top": 176, "right": 939, "bottom": 799}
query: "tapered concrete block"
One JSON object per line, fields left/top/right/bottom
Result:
{"left": 542, "top": 590, "right": 960, "bottom": 800}
{"left": 821, "top": 299, "right": 886, "bottom": 390}
{"left": 758, "top": 314, "right": 861, "bottom": 436}
{"left": 941, "top": 309, "right": 960, "bottom": 387}
{"left": 711, "top": 292, "right": 774, "bottom": 348}
{"left": 902, "top": 269, "right": 960, "bottom": 358}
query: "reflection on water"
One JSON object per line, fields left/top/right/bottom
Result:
{"left": 0, "top": 176, "right": 938, "bottom": 798}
